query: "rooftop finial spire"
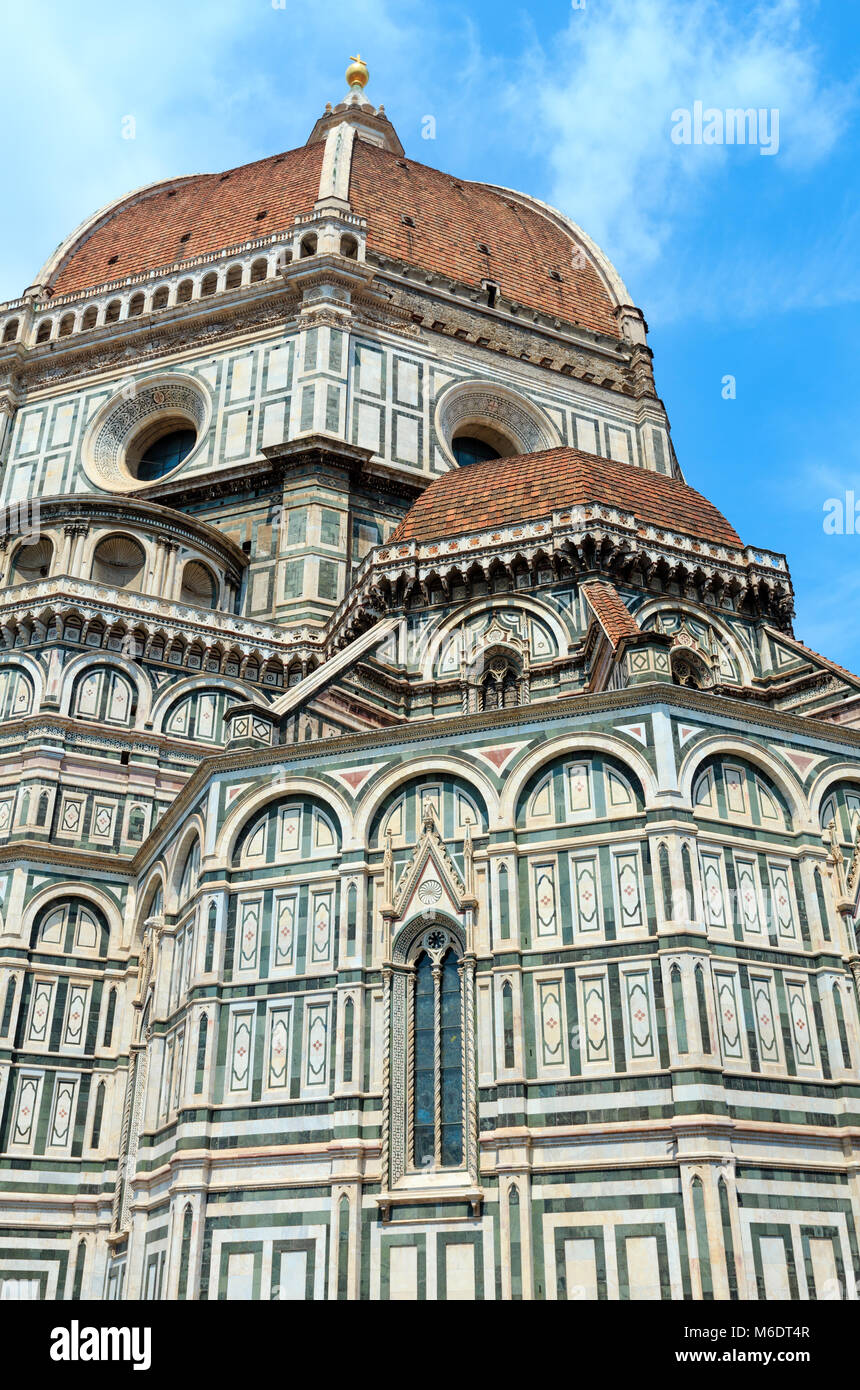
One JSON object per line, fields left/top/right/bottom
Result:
{"left": 345, "top": 54, "right": 369, "bottom": 92}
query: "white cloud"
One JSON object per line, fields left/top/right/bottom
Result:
{"left": 507, "top": 0, "right": 854, "bottom": 306}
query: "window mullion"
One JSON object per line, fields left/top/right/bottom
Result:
{"left": 433, "top": 960, "right": 442, "bottom": 1169}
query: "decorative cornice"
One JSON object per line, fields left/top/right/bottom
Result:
{"left": 131, "top": 680, "right": 860, "bottom": 876}
{"left": 327, "top": 505, "right": 793, "bottom": 650}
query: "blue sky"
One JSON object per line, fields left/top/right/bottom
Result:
{"left": 2, "top": 0, "right": 858, "bottom": 667}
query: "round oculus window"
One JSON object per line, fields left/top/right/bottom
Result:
{"left": 81, "top": 374, "right": 210, "bottom": 493}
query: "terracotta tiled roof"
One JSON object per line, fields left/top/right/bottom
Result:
{"left": 50, "top": 144, "right": 325, "bottom": 297}
{"left": 47, "top": 141, "right": 619, "bottom": 334}
{"left": 390, "top": 447, "right": 743, "bottom": 548}
{"left": 582, "top": 580, "right": 642, "bottom": 647}
{"left": 348, "top": 143, "right": 618, "bottom": 335}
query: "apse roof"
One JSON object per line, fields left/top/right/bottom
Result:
{"left": 389, "top": 447, "right": 744, "bottom": 549}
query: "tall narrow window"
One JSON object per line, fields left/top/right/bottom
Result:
{"left": 502, "top": 980, "right": 515, "bottom": 1069}
{"left": 718, "top": 1177, "right": 739, "bottom": 1299}
{"left": 194, "top": 1016, "right": 208, "bottom": 1093}
{"left": 71, "top": 1240, "right": 87, "bottom": 1300}
{"left": 346, "top": 883, "right": 357, "bottom": 956}
{"left": 336, "top": 1194, "right": 350, "bottom": 1300}
{"left": 681, "top": 844, "right": 695, "bottom": 922}
{"left": 413, "top": 952, "right": 435, "bottom": 1169}
{"left": 343, "top": 997, "right": 355, "bottom": 1084}
{"left": 90, "top": 1081, "right": 106, "bottom": 1150}
{"left": 659, "top": 844, "right": 673, "bottom": 921}
{"left": 498, "top": 863, "right": 511, "bottom": 940}
{"left": 508, "top": 1183, "right": 523, "bottom": 1299}
{"left": 102, "top": 987, "right": 117, "bottom": 1048}
{"left": 691, "top": 1177, "right": 713, "bottom": 1299}
{"left": 388, "top": 923, "right": 474, "bottom": 1188}
{"left": 833, "top": 986, "right": 853, "bottom": 1070}
{"left": 177, "top": 1204, "right": 193, "bottom": 1300}
{"left": 439, "top": 952, "right": 463, "bottom": 1167}
{"left": 204, "top": 903, "right": 217, "bottom": 973}
{"left": 695, "top": 965, "right": 711, "bottom": 1052}
{"left": 412, "top": 941, "right": 464, "bottom": 1170}
{"left": 1, "top": 976, "right": 16, "bottom": 1035}
{"left": 671, "top": 964, "right": 688, "bottom": 1053}
{"left": 815, "top": 868, "right": 831, "bottom": 942}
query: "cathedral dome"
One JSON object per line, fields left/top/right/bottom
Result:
{"left": 41, "top": 124, "right": 625, "bottom": 338}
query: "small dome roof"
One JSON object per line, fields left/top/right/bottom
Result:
{"left": 390, "top": 446, "right": 743, "bottom": 549}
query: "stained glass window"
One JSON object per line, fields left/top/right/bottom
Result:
{"left": 452, "top": 436, "right": 500, "bottom": 468}
{"left": 136, "top": 428, "right": 196, "bottom": 482}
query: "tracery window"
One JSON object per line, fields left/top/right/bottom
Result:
{"left": 480, "top": 658, "right": 520, "bottom": 710}
{"left": 385, "top": 919, "right": 477, "bottom": 1189}
{"left": 413, "top": 938, "right": 464, "bottom": 1168}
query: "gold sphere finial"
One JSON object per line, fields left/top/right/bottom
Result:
{"left": 346, "top": 54, "right": 369, "bottom": 90}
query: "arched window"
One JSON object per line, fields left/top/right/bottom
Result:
{"left": 0, "top": 666, "right": 34, "bottom": 719}
{"left": 225, "top": 265, "right": 243, "bottom": 290}
{"left": 691, "top": 1177, "right": 713, "bottom": 1297}
{"left": 204, "top": 902, "right": 217, "bottom": 972}
{"left": 128, "top": 292, "right": 145, "bottom": 317}
{"left": 346, "top": 882, "right": 357, "bottom": 955}
{"left": 152, "top": 286, "right": 170, "bottom": 310}
{"left": 250, "top": 258, "right": 268, "bottom": 282}
{"left": 2, "top": 318, "right": 19, "bottom": 343}
{"left": 32, "top": 897, "right": 109, "bottom": 956}
{"left": 299, "top": 235, "right": 317, "bottom": 259}
{"left": 671, "top": 964, "right": 688, "bottom": 1053}
{"left": 82, "top": 306, "right": 98, "bottom": 329}
{"left": 36, "top": 319, "right": 53, "bottom": 343}
{"left": 71, "top": 665, "right": 136, "bottom": 726}
{"left": 339, "top": 234, "right": 358, "bottom": 259}
{"left": 176, "top": 279, "right": 193, "bottom": 303}
{"left": 200, "top": 272, "right": 217, "bottom": 297}
{"left": 659, "top": 844, "right": 673, "bottom": 921}
{"left": 58, "top": 313, "right": 75, "bottom": 337}
{"left": 178, "top": 838, "right": 201, "bottom": 902}
{"left": 342, "top": 997, "right": 355, "bottom": 1084}
{"left": 480, "top": 656, "right": 521, "bottom": 711}
{"left": 502, "top": 980, "right": 515, "bottom": 1069}
{"left": 194, "top": 1015, "right": 208, "bottom": 1092}
{"left": 104, "top": 300, "right": 121, "bottom": 323}
{"left": 671, "top": 650, "right": 711, "bottom": 689}
{"left": 718, "top": 1177, "right": 739, "bottom": 1298}
{"left": 497, "top": 862, "right": 511, "bottom": 939}
{"left": 410, "top": 929, "right": 465, "bottom": 1171}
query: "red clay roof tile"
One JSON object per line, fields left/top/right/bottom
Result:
{"left": 48, "top": 140, "right": 619, "bottom": 334}
{"left": 582, "top": 580, "right": 642, "bottom": 646}
{"left": 390, "top": 447, "right": 743, "bottom": 549}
